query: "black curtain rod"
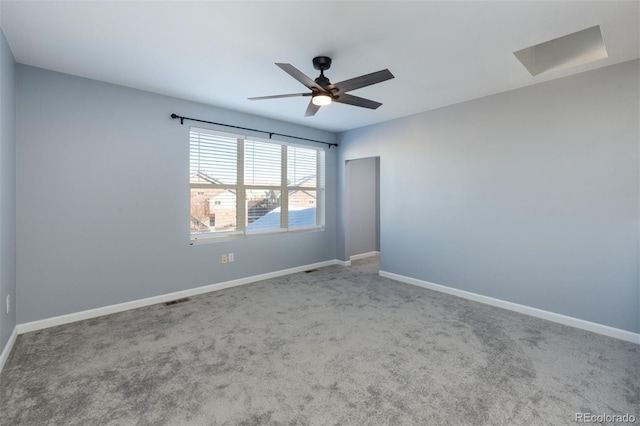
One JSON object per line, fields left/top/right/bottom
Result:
{"left": 170, "top": 114, "right": 338, "bottom": 148}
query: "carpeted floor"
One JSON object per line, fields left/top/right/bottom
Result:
{"left": 1, "top": 257, "right": 638, "bottom": 425}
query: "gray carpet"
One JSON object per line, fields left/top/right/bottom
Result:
{"left": 1, "top": 257, "right": 638, "bottom": 425}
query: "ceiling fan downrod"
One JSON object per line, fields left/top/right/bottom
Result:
{"left": 313, "top": 56, "right": 332, "bottom": 89}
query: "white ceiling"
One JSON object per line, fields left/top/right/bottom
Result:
{"left": 1, "top": 1, "right": 638, "bottom": 133}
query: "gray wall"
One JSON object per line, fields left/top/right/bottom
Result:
{"left": 16, "top": 65, "right": 337, "bottom": 323}
{"left": 338, "top": 59, "right": 639, "bottom": 333}
{"left": 0, "top": 28, "right": 16, "bottom": 351}
{"left": 347, "top": 157, "right": 379, "bottom": 257}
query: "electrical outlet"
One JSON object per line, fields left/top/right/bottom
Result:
{"left": 221, "top": 254, "right": 228, "bottom": 264}
{"left": 6, "top": 295, "right": 9, "bottom": 314}
{"left": 228, "top": 253, "right": 234, "bottom": 263}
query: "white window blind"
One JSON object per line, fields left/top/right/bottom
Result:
{"left": 190, "top": 130, "right": 237, "bottom": 185}
{"left": 189, "top": 127, "right": 325, "bottom": 242}
{"left": 245, "top": 140, "right": 282, "bottom": 186}
{"left": 287, "top": 145, "right": 324, "bottom": 229}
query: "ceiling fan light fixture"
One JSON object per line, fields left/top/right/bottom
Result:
{"left": 312, "top": 94, "right": 332, "bottom": 106}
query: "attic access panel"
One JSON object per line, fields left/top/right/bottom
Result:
{"left": 514, "top": 25, "right": 608, "bottom": 76}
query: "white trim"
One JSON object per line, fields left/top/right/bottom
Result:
{"left": 0, "top": 326, "right": 18, "bottom": 374}
{"left": 17, "top": 260, "right": 339, "bottom": 335}
{"left": 379, "top": 270, "right": 640, "bottom": 345}
{"left": 350, "top": 251, "right": 379, "bottom": 261}
{"left": 335, "top": 259, "right": 351, "bottom": 267}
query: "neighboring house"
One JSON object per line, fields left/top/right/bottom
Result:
{"left": 190, "top": 188, "right": 235, "bottom": 232}
{"left": 288, "top": 189, "right": 316, "bottom": 208}
{"left": 209, "top": 191, "right": 236, "bottom": 231}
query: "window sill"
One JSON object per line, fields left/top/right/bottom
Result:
{"left": 190, "top": 226, "right": 324, "bottom": 245}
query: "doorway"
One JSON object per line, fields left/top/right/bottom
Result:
{"left": 346, "top": 157, "right": 380, "bottom": 264}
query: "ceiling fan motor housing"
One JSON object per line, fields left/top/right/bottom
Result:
{"left": 315, "top": 75, "right": 331, "bottom": 89}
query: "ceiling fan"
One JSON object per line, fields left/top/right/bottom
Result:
{"left": 248, "top": 56, "right": 394, "bottom": 117}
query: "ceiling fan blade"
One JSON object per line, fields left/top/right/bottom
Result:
{"left": 276, "top": 63, "right": 325, "bottom": 92}
{"left": 248, "top": 92, "right": 310, "bottom": 100}
{"left": 331, "top": 69, "right": 394, "bottom": 94}
{"left": 334, "top": 93, "right": 382, "bottom": 110}
{"left": 305, "top": 100, "right": 321, "bottom": 117}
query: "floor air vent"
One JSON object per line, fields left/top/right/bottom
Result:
{"left": 164, "top": 297, "right": 190, "bottom": 306}
{"left": 305, "top": 269, "right": 320, "bottom": 273}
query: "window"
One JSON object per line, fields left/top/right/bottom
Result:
{"left": 189, "top": 127, "right": 325, "bottom": 242}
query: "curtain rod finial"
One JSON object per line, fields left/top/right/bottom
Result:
{"left": 170, "top": 113, "right": 184, "bottom": 125}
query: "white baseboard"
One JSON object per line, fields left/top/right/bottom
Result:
{"left": 17, "top": 259, "right": 340, "bottom": 335}
{"left": 379, "top": 270, "right": 640, "bottom": 345}
{"left": 350, "top": 251, "right": 379, "bottom": 261}
{"left": 0, "top": 326, "right": 18, "bottom": 374}
{"left": 14, "top": 261, "right": 637, "bottom": 349}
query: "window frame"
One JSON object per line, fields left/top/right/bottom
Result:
{"left": 189, "top": 127, "right": 325, "bottom": 243}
